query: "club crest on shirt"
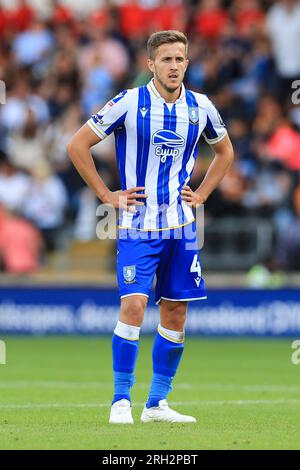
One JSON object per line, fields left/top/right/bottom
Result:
{"left": 188, "top": 106, "right": 199, "bottom": 125}
{"left": 152, "top": 129, "right": 185, "bottom": 163}
{"left": 123, "top": 265, "right": 136, "bottom": 283}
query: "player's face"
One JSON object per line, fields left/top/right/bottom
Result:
{"left": 148, "top": 42, "right": 188, "bottom": 94}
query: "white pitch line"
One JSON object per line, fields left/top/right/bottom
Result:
{"left": 0, "top": 381, "right": 300, "bottom": 394}
{"left": 1, "top": 399, "right": 300, "bottom": 410}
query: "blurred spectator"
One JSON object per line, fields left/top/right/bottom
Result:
{"left": 227, "top": 118, "right": 253, "bottom": 162}
{"left": 194, "top": 0, "right": 229, "bottom": 41}
{"left": 12, "top": 19, "right": 54, "bottom": 66}
{"left": 0, "top": 150, "right": 30, "bottom": 213}
{"left": 0, "top": 3, "right": 10, "bottom": 38}
{"left": 0, "top": 0, "right": 299, "bottom": 273}
{"left": 81, "top": 55, "right": 114, "bottom": 116}
{"left": 22, "top": 161, "right": 68, "bottom": 251}
{"left": 89, "top": 5, "right": 109, "bottom": 30}
{"left": 79, "top": 24, "right": 129, "bottom": 85}
{"left": 50, "top": 0, "right": 73, "bottom": 26}
{"left": 265, "top": 119, "right": 300, "bottom": 171}
{"left": 58, "top": 0, "right": 106, "bottom": 19}
{"left": 252, "top": 95, "right": 282, "bottom": 138}
{"left": 243, "top": 162, "right": 292, "bottom": 217}
{"left": 10, "top": 0, "right": 35, "bottom": 32}
{"left": 46, "top": 103, "right": 83, "bottom": 168}
{"left": 233, "top": 0, "right": 265, "bottom": 37}
{"left": 50, "top": 50, "right": 80, "bottom": 91}
{"left": 229, "top": 35, "right": 273, "bottom": 109}
{"left": 206, "top": 164, "right": 246, "bottom": 217}
{"left": 73, "top": 187, "right": 97, "bottom": 241}
{"left": 266, "top": 0, "right": 300, "bottom": 100}
{"left": 0, "top": 205, "right": 43, "bottom": 274}
{"left": 1, "top": 76, "right": 49, "bottom": 131}
{"left": 151, "top": 0, "right": 187, "bottom": 32}
{"left": 7, "top": 109, "right": 48, "bottom": 171}
{"left": 117, "top": 0, "right": 149, "bottom": 41}
{"left": 131, "top": 48, "right": 152, "bottom": 87}
{"left": 276, "top": 185, "right": 300, "bottom": 270}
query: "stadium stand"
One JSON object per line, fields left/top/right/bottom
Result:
{"left": 0, "top": 0, "right": 300, "bottom": 283}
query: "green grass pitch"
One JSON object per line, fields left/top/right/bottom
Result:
{"left": 0, "top": 336, "right": 300, "bottom": 450}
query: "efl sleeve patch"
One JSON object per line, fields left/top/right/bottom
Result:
{"left": 87, "top": 90, "right": 129, "bottom": 140}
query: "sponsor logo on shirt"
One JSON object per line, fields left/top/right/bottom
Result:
{"left": 152, "top": 129, "right": 185, "bottom": 163}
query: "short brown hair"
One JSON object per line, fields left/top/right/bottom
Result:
{"left": 147, "top": 30, "right": 188, "bottom": 59}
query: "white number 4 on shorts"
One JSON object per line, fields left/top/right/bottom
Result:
{"left": 190, "top": 254, "right": 201, "bottom": 278}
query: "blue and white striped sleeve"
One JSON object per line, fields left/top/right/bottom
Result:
{"left": 87, "top": 90, "right": 129, "bottom": 140}
{"left": 202, "top": 96, "right": 227, "bottom": 144}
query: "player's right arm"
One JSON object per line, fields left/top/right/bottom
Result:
{"left": 67, "top": 124, "right": 146, "bottom": 210}
{"left": 67, "top": 90, "right": 147, "bottom": 210}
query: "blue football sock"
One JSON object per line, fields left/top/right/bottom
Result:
{"left": 146, "top": 328, "right": 184, "bottom": 408}
{"left": 112, "top": 371, "right": 135, "bottom": 404}
{"left": 112, "top": 323, "right": 139, "bottom": 404}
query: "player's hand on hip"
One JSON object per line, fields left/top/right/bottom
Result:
{"left": 181, "top": 186, "right": 205, "bottom": 208}
{"left": 101, "top": 187, "right": 147, "bottom": 212}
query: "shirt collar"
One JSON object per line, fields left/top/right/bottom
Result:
{"left": 147, "top": 78, "right": 185, "bottom": 103}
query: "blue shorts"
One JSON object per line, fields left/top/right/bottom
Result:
{"left": 117, "top": 221, "right": 207, "bottom": 304}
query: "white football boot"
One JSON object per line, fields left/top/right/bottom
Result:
{"left": 109, "top": 399, "right": 134, "bottom": 424}
{"left": 141, "top": 400, "right": 196, "bottom": 423}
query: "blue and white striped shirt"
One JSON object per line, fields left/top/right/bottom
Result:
{"left": 87, "top": 79, "right": 227, "bottom": 231}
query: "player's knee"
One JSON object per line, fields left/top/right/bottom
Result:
{"left": 120, "top": 296, "right": 147, "bottom": 326}
{"left": 161, "top": 302, "right": 187, "bottom": 330}
{"left": 171, "top": 308, "right": 187, "bottom": 330}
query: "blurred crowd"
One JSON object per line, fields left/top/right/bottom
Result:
{"left": 0, "top": 0, "right": 300, "bottom": 274}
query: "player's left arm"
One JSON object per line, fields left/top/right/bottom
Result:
{"left": 181, "top": 133, "right": 234, "bottom": 207}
